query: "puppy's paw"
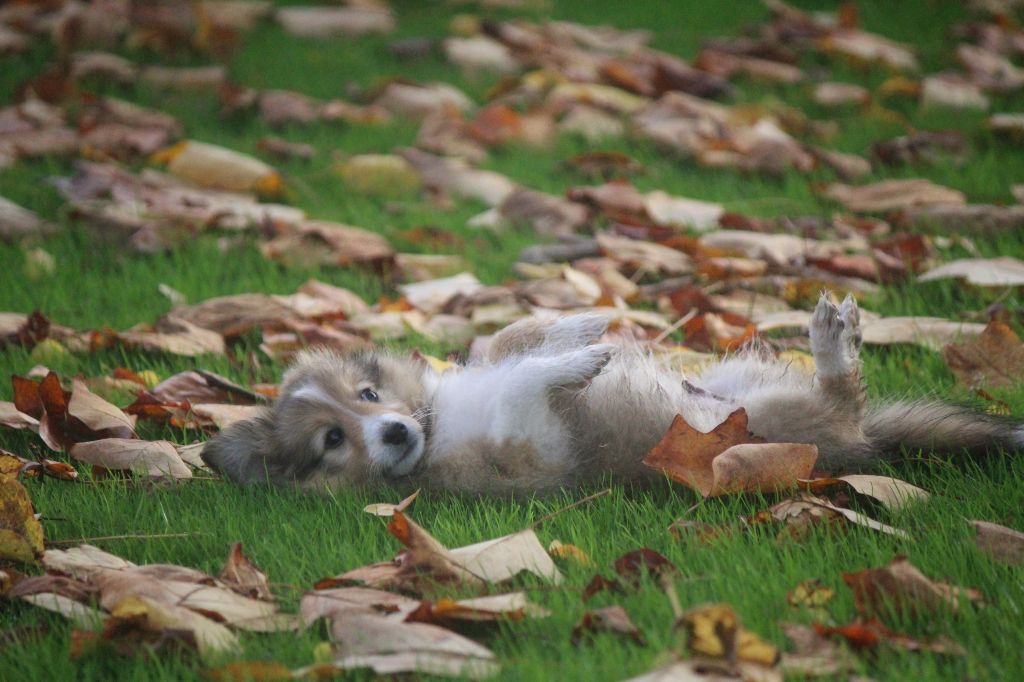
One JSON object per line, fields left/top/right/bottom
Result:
{"left": 810, "top": 292, "right": 861, "bottom": 377}
{"left": 543, "top": 313, "right": 609, "bottom": 352}
{"left": 553, "top": 343, "right": 615, "bottom": 386}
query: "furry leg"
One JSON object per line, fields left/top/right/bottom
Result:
{"left": 487, "top": 314, "right": 608, "bottom": 362}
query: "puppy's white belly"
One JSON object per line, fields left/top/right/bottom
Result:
{"left": 428, "top": 370, "right": 502, "bottom": 458}
{"left": 426, "top": 363, "right": 573, "bottom": 464}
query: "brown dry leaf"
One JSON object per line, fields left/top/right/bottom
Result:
{"left": 0, "top": 478, "right": 44, "bottom": 563}
{"left": 970, "top": 520, "right": 1024, "bottom": 566}
{"left": 69, "top": 439, "right": 192, "bottom": 479}
{"left": 204, "top": 661, "right": 294, "bottom": 682}
{"left": 800, "top": 474, "right": 930, "bottom": 511}
{"left": 363, "top": 489, "right": 420, "bottom": 517}
{"left": 310, "top": 652, "right": 499, "bottom": 680}
{"left": 903, "top": 204, "right": 1024, "bottom": 233}
{"left": 492, "top": 187, "right": 590, "bottom": 238}
{"left": 22, "top": 593, "right": 104, "bottom": 628}
{"left": 571, "top": 605, "right": 645, "bottom": 646}
{"left": 0, "top": 451, "right": 77, "bottom": 482}
{"left": 191, "top": 404, "right": 264, "bottom": 430}
{"left": 814, "top": 619, "right": 965, "bottom": 655}
{"left": 768, "top": 493, "right": 909, "bottom": 539}
{"left": 299, "top": 586, "right": 421, "bottom": 624}
{"left": 943, "top": 318, "right": 1024, "bottom": 389}
{"left": 813, "top": 82, "right": 870, "bottom": 107}
{"left": 825, "top": 179, "right": 966, "bottom": 212}
{"left": 152, "top": 140, "right": 281, "bottom": 195}
{"left": 261, "top": 220, "right": 395, "bottom": 269}
{"left": 778, "top": 622, "right": 854, "bottom": 678}
{"left": 860, "top": 316, "right": 985, "bottom": 352}
{"left": 842, "top": 556, "right": 983, "bottom": 618}
{"left": 0, "top": 196, "right": 58, "bottom": 242}
{"left": 167, "top": 294, "right": 302, "bottom": 338}
{"left": 101, "top": 595, "right": 239, "bottom": 657}
{"left": 327, "top": 610, "right": 496, "bottom": 672}
{"left": 680, "top": 603, "right": 780, "bottom": 666}
{"left": 405, "top": 593, "right": 551, "bottom": 626}
{"left": 375, "top": 82, "right": 475, "bottom": 121}
{"left": 118, "top": 317, "right": 226, "bottom": 357}
{"left": 547, "top": 540, "right": 594, "bottom": 567}
{"left": 332, "top": 513, "right": 562, "bottom": 593}
{"left": 0, "top": 402, "right": 39, "bottom": 430}
{"left": 43, "top": 544, "right": 136, "bottom": 580}
{"left": 94, "top": 569, "right": 296, "bottom": 632}
{"left": 67, "top": 379, "right": 136, "bottom": 438}
{"left": 643, "top": 411, "right": 817, "bottom": 497}
{"left": 919, "top": 256, "right": 1024, "bottom": 286}
{"left": 218, "top": 542, "right": 272, "bottom": 601}
{"left": 276, "top": 6, "right": 394, "bottom": 38}
{"left": 150, "top": 370, "right": 261, "bottom": 406}
{"left": 444, "top": 36, "right": 519, "bottom": 77}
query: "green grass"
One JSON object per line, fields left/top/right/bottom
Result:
{"left": 2, "top": 0, "right": 1024, "bottom": 680}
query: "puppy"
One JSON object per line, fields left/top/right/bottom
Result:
{"left": 201, "top": 294, "right": 1023, "bottom": 495}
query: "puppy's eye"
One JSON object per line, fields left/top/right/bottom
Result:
{"left": 359, "top": 387, "right": 379, "bottom": 402}
{"left": 324, "top": 427, "right": 346, "bottom": 449}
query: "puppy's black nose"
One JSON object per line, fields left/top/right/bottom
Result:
{"left": 382, "top": 421, "right": 409, "bottom": 445}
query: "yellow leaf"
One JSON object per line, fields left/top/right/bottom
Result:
{"left": 0, "top": 478, "right": 44, "bottom": 563}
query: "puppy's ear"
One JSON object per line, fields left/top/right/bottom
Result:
{"left": 201, "top": 410, "right": 279, "bottom": 484}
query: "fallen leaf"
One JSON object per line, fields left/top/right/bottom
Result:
{"left": 67, "top": 379, "right": 136, "bottom": 438}
{"left": 0, "top": 196, "right": 58, "bottom": 242}
{"left": 21, "top": 593, "right": 104, "bottom": 628}
{"left": 825, "top": 179, "right": 966, "bottom": 212}
{"left": 767, "top": 493, "right": 909, "bottom": 539}
{"left": 100, "top": 594, "right": 239, "bottom": 657}
{"left": 800, "top": 474, "right": 930, "bottom": 511}
{"left": 919, "top": 256, "right": 1024, "bottom": 287}
{"left": 311, "top": 652, "right": 499, "bottom": 680}
{"left": 970, "top": 520, "right": 1024, "bottom": 565}
{"left": 644, "top": 411, "right": 817, "bottom": 497}
{"left": 778, "top": 622, "right": 854, "bottom": 678}
{"left": 0, "top": 478, "right": 44, "bottom": 563}
{"left": 815, "top": 619, "right": 965, "bottom": 655}
{"left": 405, "top": 593, "right": 550, "bottom": 625}
{"left": 679, "top": 603, "right": 780, "bottom": 666}
{"left": 152, "top": 140, "right": 281, "bottom": 195}
{"left": 69, "top": 439, "right": 192, "bottom": 479}
{"left": 261, "top": 220, "right": 394, "bottom": 270}
{"left": 842, "top": 556, "right": 983, "bottom": 618}
{"left": 0, "top": 402, "right": 39, "bottom": 430}
{"left": 571, "top": 605, "right": 645, "bottom": 646}
{"left": 218, "top": 543, "right": 272, "bottom": 601}
{"left": 860, "top": 316, "right": 985, "bottom": 352}
{"left": 943, "top": 318, "right": 1024, "bottom": 389}
{"left": 786, "top": 579, "right": 835, "bottom": 609}
{"left": 547, "top": 540, "right": 594, "bottom": 567}
{"left": 363, "top": 489, "right": 420, "bottom": 517}
{"left": 276, "top": 6, "right": 394, "bottom": 38}
{"left": 43, "top": 544, "right": 136, "bottom": 580}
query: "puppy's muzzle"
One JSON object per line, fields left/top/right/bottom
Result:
{"left": 366, "top": 414, "right": 424, "bottom": 476}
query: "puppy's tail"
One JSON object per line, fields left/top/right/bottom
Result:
{"left": 864, "top": 401, "right": 1022, "bottom": 461}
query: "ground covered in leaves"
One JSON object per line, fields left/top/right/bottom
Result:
{"left": 2, "top": 0, "right": 1024, "bottom": 680}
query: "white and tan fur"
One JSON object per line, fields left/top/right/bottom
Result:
{"left": 201, "top": 294, "right": 1023, "bottom": 495}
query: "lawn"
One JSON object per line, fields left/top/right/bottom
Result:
{"left": 2, "top": 0, "right": 1023, "bottom": 680}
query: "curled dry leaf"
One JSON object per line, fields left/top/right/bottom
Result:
{"left": 276, "top": 6, "right": 394, "bottom": 38}
{"left": 571, "top": 605, "right": 645, "bottom": 646}
{"left": 0, "top": 478, "right": 45, "bottom": 563}
{"left": 547, "top": 539, "right": 594, "bottom": 567}
{"left": 151, "top": 140, "right": 281, "bottom": 195}
{"left": 814, "top": 619, "right": 965, "bottom": 655}
{"left": 43, "top": 544, "right": 136, "bottom": 580}
{"left": 919, "top": 256, "right": 1024, "bottom": 287}
{"left": 800, "top": 474, "right": 930, "bottom": 511}
{"left": 363, "top": 489, "right": 420, "bottom": 517}
{"left": 943, "top": 319, "right": 1024, "bottom": 389}
{"left": 970, "top": 520, "right": 1024, "bottom": 566}
{"left": 842, "top": 556, "right": 983, "bottom": 618}
{"left": 69, "top": 439, "right": 192, "bottom": 480}
{"left": 0, "top": 402, "right": 39, "bottom": 430}
{"left": 825, "top": 179, "right": 966, "bottom": 212}
{"left": 860, "top": 316, "right": 985, "bottom": 352}
{"left": 767, "top": 493, "right": 909, "bottom": 539}
{"left": 67, "top": 379, "right": 136, "bottom": 438}
{"left": 643, "top": 410, "right": 817, "bottom": 497}
{"left": 100, "top": 594, "right": 239, "bottom": 657}
{"left": 218, "top": 542, "right": 272, "bottom": 601}
{"left": 778, "top": 622, "right": 854, "bottom": 678}
{"left": 679, "top": 603, "right": 780, "bottom": 666}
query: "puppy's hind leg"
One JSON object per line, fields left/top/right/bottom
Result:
{"left": 487, "top": 314, "right": 608, "bottom": 362}
{"left": 809, "top": 292, "right": 865, "bottom": 409}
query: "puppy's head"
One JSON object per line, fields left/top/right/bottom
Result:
{"left": 201, "top": 349, "right": 432, "bottom": 489}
